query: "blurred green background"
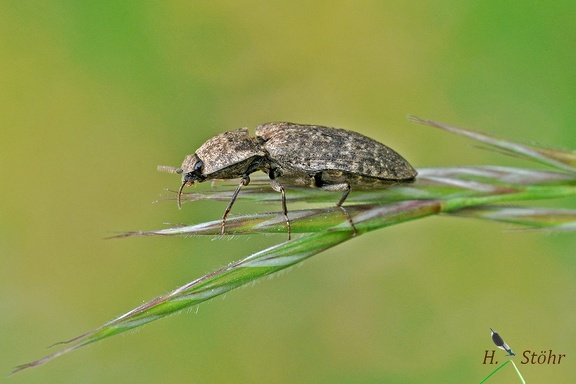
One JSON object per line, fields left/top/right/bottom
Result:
{"left": 2, "top": 1, "right": 575, "bottom": 383}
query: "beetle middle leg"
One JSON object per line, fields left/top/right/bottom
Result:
{"left": 269, "top": 178, "right": 291, "bottom": 240}
{"left": 221, "top": 175, "right": 250, "bottom": 235}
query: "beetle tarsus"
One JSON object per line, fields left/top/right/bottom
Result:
{"left": 338, "top": 205, "right": 357, "bottom": 236}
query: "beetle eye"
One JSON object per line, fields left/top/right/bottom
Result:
{"left": 193, "top": 159, "right": 203, "bottom": 173}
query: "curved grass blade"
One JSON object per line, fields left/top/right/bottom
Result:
{"left": 479, "top": 359, "right": 510, "bottom": 383}
{"left": 13, "top": 199, "right": 447, "bottom": 374}
{"left": 449, "top": 205, "right": 576, "bottom": 231}
{"left": 119, "top": 166, "right": 576, "bottom": 239}
{"left": 510, "top": 361, "right": 526, "bottom": 384}
{"left": 10, "top": 230, "right": 350, "bottom": 374}
{"left": 409, "top": 116, "right": 576, "bottom": 173}
{"left": 169, "top": 166, "right": 576, "bottom": 217}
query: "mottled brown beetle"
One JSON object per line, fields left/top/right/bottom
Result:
{"left": 166, "top": 122, "right": 417, "bottom": 238}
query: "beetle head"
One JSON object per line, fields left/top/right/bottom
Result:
{"left": 176, "top": 154, "right": 207, "bottom": 209}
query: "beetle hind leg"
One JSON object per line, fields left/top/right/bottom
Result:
{"left": 313, "top": 173, "right": 357, "bottom": 235}
{"left": 312, "top": 173, "right": 350, "bottom": 206}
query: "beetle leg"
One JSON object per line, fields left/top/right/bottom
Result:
{"left": 336, "top": 185, "right": 351, "bottom": 207}
{"left": 221, "top": 175, "right": 250, "bottom": 235}
{"left": 337, "top": 205, "right": 357, "bottom": 236}
{"left": 268, "top": 171, "right": 291, "bottom": 240}
{"left": 313, "top": 175, "right": 357, "bottom": 235}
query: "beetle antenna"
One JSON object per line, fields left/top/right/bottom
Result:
{"left": 157, "top": 165, "right": 180, "bottom": 174}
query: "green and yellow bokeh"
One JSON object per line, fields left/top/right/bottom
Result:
{"left": 2, "top": 2, "right": 575, "bottom": 383}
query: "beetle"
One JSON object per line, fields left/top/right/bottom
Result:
{"left": 168, "top": 122, "right": 417, "bottom": 238}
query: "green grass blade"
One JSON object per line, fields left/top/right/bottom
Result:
{"left": 409, "top": 116, "right": 576, "bottom": 173}
{"left": 13, "top": 200, "right": 445, "bottom": 373}
{"left": 166, "top": 166, "right": 575, "bottom": 210}
{"left": 119, "top": 166, "right": 576, "bottom": 238}
{"left": 479, "top": 358, "right": 525, "bottom": 383}
{"left": 11, "top": 230, "right": 350, "bottom": 373}
{"left": 449, "top": 205, "right": 576, "bottom": 231}
{"left": 510, "top": 361, "right": 526, "bottom": 384}
{"left": 479, "top": 359, "right": 510, "bottom": 383}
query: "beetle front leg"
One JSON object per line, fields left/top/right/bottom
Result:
{"left": 221, "top": 175, "right": 250, "bottom": 235}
